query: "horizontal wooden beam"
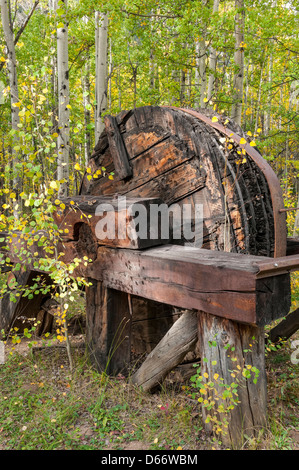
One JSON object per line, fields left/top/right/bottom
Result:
{"left": 1, "top": 228, "right": 294, "bottom": 326}
{"left": 86, "top": 245, "right": 291, "bottom": 326}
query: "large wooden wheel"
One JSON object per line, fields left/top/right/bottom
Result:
{"left": 80, "top": 105, "right": 288, "bottom": 359}
{"left": 80, "top": 106, "right": 286, "bottom": 258}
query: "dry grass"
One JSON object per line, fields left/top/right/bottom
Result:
{"left": 0, "top": 326, "right": 298, "bottom": 451}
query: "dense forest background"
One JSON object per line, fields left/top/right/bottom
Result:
{"left": 0, "top": 0, "right": 298, "bottom": 228}
{"left": 0, "top": 1, "right": 298, "bottom": 451}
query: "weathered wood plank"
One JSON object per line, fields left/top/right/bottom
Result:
{"left": 85, "top": 136, "right": 201, "bottom": 204}
{"left": 131, "top": 296, "right": 177, "bottom": 354}
{"left": 2, "top": 232, "right": 293, "bottom": 327}
{"left": 86, "top": 245, "right": 291, "bottom": 326}
{"left": 104, "top": 115, "right": 132, "bottom": 180}
{"left": 85, "top": 279, "right": 132, "bottom": 375}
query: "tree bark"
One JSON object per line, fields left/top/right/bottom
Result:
{"left": 206, "top": 0, "right": 220, "bottom": 104}
{"left": 56, "top": 0, "right": 70, "bottom": 198}
{"left": 195, "top": 37, "right": 207, "bottom": 108}
{"left": 231, "top": 0, "right": 245, "bottom": 126}
{"left": 0, "top": 0, "right": 20, "bottom": 197}
{"left": 95, "top": 11, "right": 108, "bottom": 144}
{"left": 82, "top": 51, "right": 91, "bottom": 167}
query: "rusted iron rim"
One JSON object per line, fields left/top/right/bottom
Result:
{"left": 166, "top": 107, "right": 286, "bottom": 258}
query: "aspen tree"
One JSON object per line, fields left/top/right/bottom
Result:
{"left": 0, "top": 0, "right": 20, "bottom": 196}
{"left": 206, "top": 0, "right": 220, "bottom": 104}
{"left": 231, "top": 0, "right": 245, "bottom": 126}
{"left": 94, "top": 11, "right": 108, "bottom": 144}
{"left": 56, "top": 0, "right": 70, "bottom": 198}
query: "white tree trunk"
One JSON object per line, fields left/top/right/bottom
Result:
{"left": 264, "top": 51, "right": 273, "bottom": 135}
{"left": 82, "top": 55, "right": 91, "bottom": 167}
{"left": 195, "top": 37, "right": 207, "bottom": 108}
{"left": 0, "top": 0, "right": 20, "bottom": 193}
{"left": 231, "top": 0, "right": 245, "bottom": 126}
{"left": 254, "top": 61, "right": 264, "bottom": 134}
{"left": 199, "top": 37, "right": 207, "bottom": 108}
{"left": 95, "top": 11, "right": 108, "bottom": 144}
{"left": 206, "top": 0, "right": 220, "bottom": 104}
{"left": 56, "top": 0, "right": 69, "bottom": 198}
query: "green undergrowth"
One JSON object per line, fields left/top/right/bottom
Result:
{"left": 0, "top": 331, "right": 298, "bottom": 451}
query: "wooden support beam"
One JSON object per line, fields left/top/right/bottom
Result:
{"left": 197, "top": 311, "right": 267, "bottom": 449}
{"left": 85, "top": 279, "right": 132, "bottom": 375}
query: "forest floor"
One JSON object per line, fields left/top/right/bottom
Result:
{"left": 0, "top": 322, "right": 298, "bottom": 451}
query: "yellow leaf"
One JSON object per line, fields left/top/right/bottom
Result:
{"left": 203, "top": 98, "right": 208, "bottom": 103}
{"left": 249, "top": 141, "right": 256, "bottom": 146}
{"left": 247, "top": 131, "right": 252, "bottom": 136}
{"left": 50, "top": 181, "right": 58, "bottom": 189}
{"left": 0, "top": 57, "right": 6, "bottom": 62}
{"left": 257, "top": 128, "right": 262, "bottom": 133}
{"left": 52, "top": 132, "right": 59, "bottom": 138}
{"left": 239, "top": 137, "right": 247, "bottom": 145}
{"left": 212, "top": 116, "right": 218, "bottom": 123}
{"left": 74, "top": 163, "right": 81, "bottom": 171}
{"left": 12, "top": 102, "right": 21, "bottom": 108}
